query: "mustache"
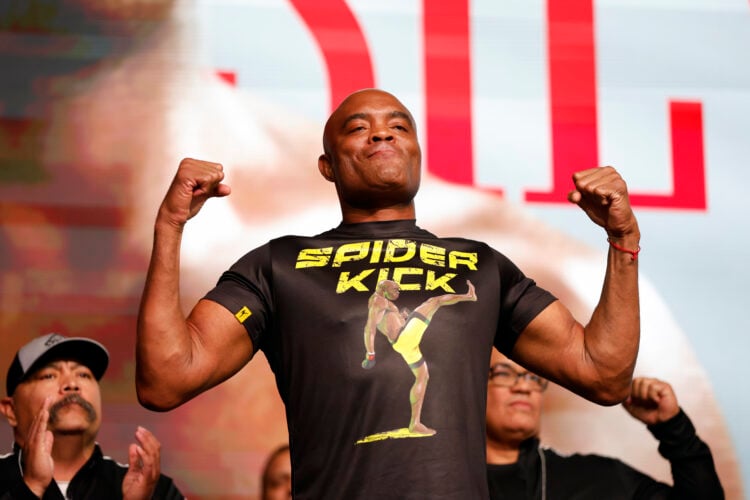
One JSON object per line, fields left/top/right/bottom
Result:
{"left": 48, "top": 394, "right": 97, "bottom": 424}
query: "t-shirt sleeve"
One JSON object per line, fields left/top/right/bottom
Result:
{"left": 491, "top": 248, "right": 557, "bottom": 355}
{"left": 202, "top": 244, "right": 273, "bottom": 353}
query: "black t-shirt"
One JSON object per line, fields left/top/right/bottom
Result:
{"left": 205, "top": 220, "right": 556, "bottom": 499}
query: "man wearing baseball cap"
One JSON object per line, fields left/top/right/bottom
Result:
{"left": 0, "top": 333, "right": 184, "bottom": 499}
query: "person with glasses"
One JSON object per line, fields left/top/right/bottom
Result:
{"left": 485, "top": 349, "right": 724, "bottom": 499}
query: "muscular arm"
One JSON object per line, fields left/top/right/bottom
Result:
{"left": 360, "top": 295, "right": 390, "bottom": 369}
{"left": 363, "top": 296, "right": 386, "bottom": 354}
{"left": 136, "top": 159, "right": 254, "bottom": 411}
{"left": 512, "top": 167, "right": 640, "bottom": 405}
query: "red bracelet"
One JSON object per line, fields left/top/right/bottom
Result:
{"left": 607, "top": 238, "right": 640, "bottom": 261}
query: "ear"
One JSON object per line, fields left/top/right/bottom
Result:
{"left": 318, "top": 154, "right": 335, "bottom": 183}
{"left": 0, "top": 397, "right": 18, "bottom": 427}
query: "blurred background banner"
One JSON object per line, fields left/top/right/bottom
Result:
{"left": 1, "top": 1, "right": 747, "bottom": 498}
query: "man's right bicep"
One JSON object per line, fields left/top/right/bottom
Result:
{"left": 188, "top": 299, "right": 256, "bottom": 385}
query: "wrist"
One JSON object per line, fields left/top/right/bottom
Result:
{"left": 606, "top": 218, "right": 640, "bottom": 240}
{"left": 23, "top": 478, "right": 47, "bottom": 498}
{"left": 153, "top": 214, "right": 187, "bottom": 241}
{"left": 647, "top": 408, "right": 690, "bottom": 438}
{"left": 607, "top": 237, "right": 641, "bottom": 261}
{"left": 606, "top": 225, "right": 640, "bottom": 243}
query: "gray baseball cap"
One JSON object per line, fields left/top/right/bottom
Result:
{"left": 6, "top": 333, "right": 109, "bottom": 396}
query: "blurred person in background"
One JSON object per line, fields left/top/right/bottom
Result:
{"left": 486, "top": 348, "right": 723, "bottom": 499}
{"left": 0, "top": 333, "right": 183, "bottom": 499}
{"left": 261, "top": 444, "right": 291, "bottom": 500}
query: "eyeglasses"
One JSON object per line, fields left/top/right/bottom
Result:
{"left": 489, "top": 363, "right": 548, "bottom": 392}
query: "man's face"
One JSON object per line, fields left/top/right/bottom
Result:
{"left": 319, "top": 89, "right": 422, "bottom": 211}
{"left": 486, "top": 351, "right": 543, "bottom": 444}
{"left": 4, "top": 360, "right": 102, "bottom": 444}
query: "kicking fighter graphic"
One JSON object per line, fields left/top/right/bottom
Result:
{"left": 361, "top": 279, "right": 477, "bottom": 437}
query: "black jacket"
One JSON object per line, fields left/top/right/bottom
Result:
{"left": 0, "top": 444, "right": 184, "bottom": 500}
{"left": 487, "top": 409, "right": 724, "bottom": 500}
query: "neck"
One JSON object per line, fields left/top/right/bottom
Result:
{"left": 49, "top": 434, "right": 96, "bottom": 481}
{"left": 486, "top": 437, "right": 525, "bottom": 465}
{"left": 340, "top": 203, "right": 416, "bottom": 224}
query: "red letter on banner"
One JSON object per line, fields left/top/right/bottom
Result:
{"left": 423, "top": 0, "right": 475, "bottom": 185}
{"left": 628, "top": 101, "right": 706, "bottom": 209}
{"left": 289, "top": 0, "right": 375, "bottom": 111}
{"left": 525, "top": 2, "right": 705, "bottom": 210}
{"left": 526, "top": 0, "right": 599, "bottom": 203}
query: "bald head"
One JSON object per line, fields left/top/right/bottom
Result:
{"left": 322, "top": 89, "right": 417, "bottom": 155}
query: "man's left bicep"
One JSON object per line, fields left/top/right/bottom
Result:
{"left": 511, "top": 301, "right": 583, "bottom": 379}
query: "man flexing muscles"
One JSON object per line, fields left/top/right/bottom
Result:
{"left": 362, "top": 279, "right": 477, "bottom": 435}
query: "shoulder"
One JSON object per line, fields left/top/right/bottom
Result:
{"left": 98, "top": 451, "right": 129, "bottom": 471}
{"left": 544, "top": 447, "right": 634, "bottom": 473}
{"left": 0, "top": 451, "right": 20, "bottom": 479}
